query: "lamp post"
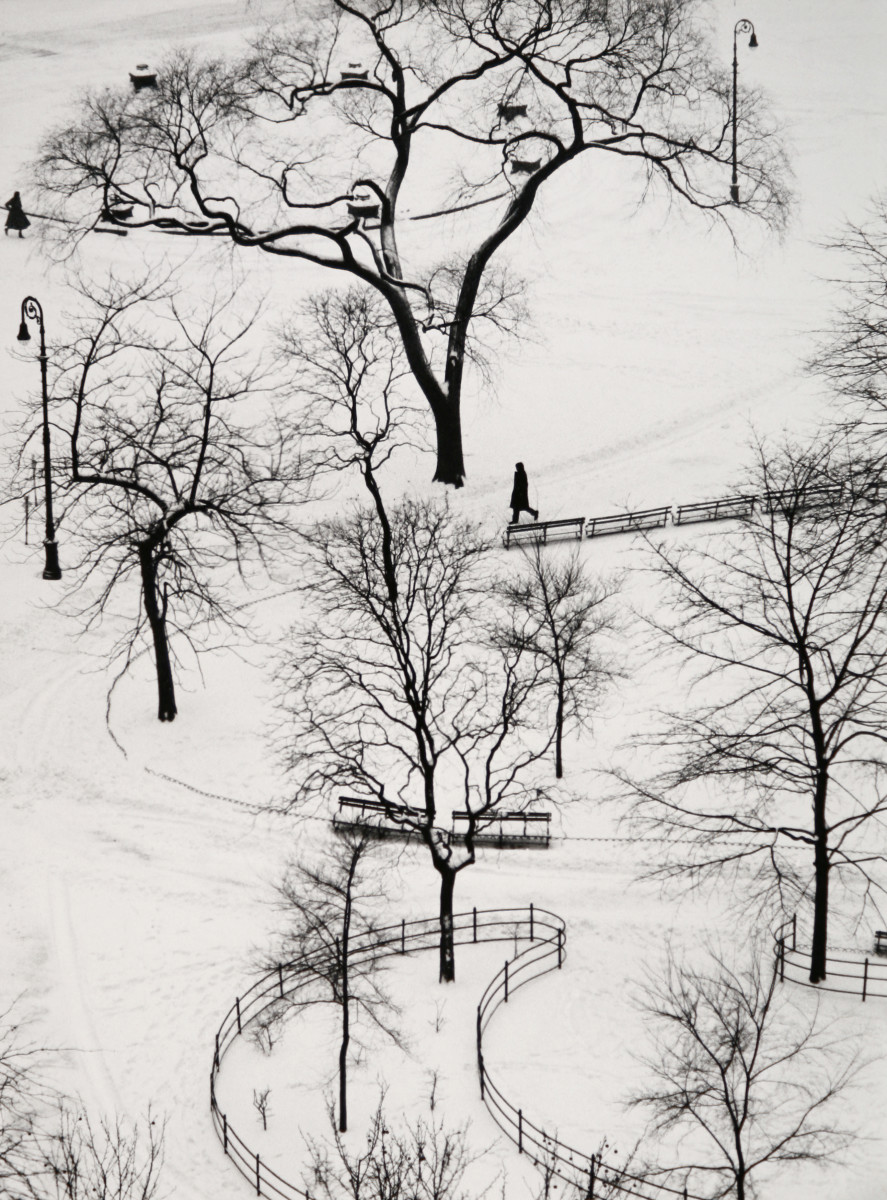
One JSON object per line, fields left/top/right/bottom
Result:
{"left": 731, "top": 19, "right": 758, "bottom": 204}
{"left": 17, "top": 296, "right": 62, "bottom": 579}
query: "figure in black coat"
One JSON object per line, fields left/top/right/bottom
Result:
{"left": 509, "top": 461, "right": 538, "bottom": 524}
{"left": 5, "top": 192, "right": 30, "bottom": 237}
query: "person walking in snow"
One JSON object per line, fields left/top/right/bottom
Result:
{"left": 5, "top": 192, "right": 31, "bottom": 238}
{"left": 509, "top": 461, "right": 538, "bottom": 524}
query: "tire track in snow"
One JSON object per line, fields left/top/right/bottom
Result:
{"left": 47, "top": 872, "right": 122, "bottom": 1116}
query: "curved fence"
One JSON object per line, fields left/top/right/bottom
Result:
{"left": 773, "top": 916, "right": 887, "bottom": 1000}
{"left": 210, "top": 904, "right": 704, "bottom": 1200}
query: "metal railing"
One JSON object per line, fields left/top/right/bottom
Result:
{"left": 211, "top": 904, "right": 705, "bottom": 1200}
{"left": 773, "top": 915, "right": 887, "bottom": 1000}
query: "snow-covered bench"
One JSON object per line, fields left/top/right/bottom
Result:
{"left": 333, "top": 795, "right": 426, "bottom": 839}
{"left": 504, "top": 517, "right": 584, "bottom": 549}
{"left": 674, "top": 495, "right": 756, "bottom": 525}
{"left": 586, "top": 505, "right": 671, "bottom": 538}
{"left": 450, "top": 810, "right": 551, "bottom": 848}
{"left": 875, "top": 930, "right": 887, "bottom": 956}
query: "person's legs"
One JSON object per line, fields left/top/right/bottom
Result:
{"left": 511, "top": 508, "right": 520, "bottom": 524}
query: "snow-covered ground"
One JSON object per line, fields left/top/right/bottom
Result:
{"left": 3, "top": 2, "right": 887, "bottom": 1198}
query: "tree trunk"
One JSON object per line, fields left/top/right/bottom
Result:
{"left": 554, "top": 676, "right": 565, "bottom": 779}
{"left": 809, "top": 834, "right": 830, "bottom": 984}
{"left": 138, "top": 543, "right": 177, "bottom": 722}
{"left": 431, "top": 399, "right": 465, "bottom": 489}
{"left": 437, "top": 865, "right": 457, "bottom": 983}
{"left": 339, "top": 1003, "right": 349, "bottom": 1132}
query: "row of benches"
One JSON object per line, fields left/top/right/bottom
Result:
{"left": 332, "top": 795, "right": 551, "bottom": 848}
{"left": 504, "top": 483, "right": 856, "bottom": 549}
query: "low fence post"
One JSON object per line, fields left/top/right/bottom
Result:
{"left": 779, "top": 938, "right": 785, "bottom": 983}
{"left": 863, "top": 957, "right": 869, "bottom": 1003}
{"left": 256, "top": 1152, "right": 261, "bottom": 1195}
{"left": 473, "top": 907, "right": 477, "bottom": 943}
{"left": 587, "top": 1154, "right": 595, "bottom": 1199}
{"left": 24, "top": 496, "right": 29, "bottom": 545}
{"left": 236, "top": 997, "right": 242, "bottom": 1034}
{"left": 557, "top": 927, "right": 563, "bottom": 969}
{"left": 530, "top": 903, "right": 534, "bottom": 942}
{"left": 518, "top": 1108, "right": 523, "bottom": 1153}
{"left": 401, "top": 919, "right": 406, "bottom": 954}
{"left": 214, "top": 1032, "right": 220, "bottom": 1070}
{"left": 278, "top": 964, "right": 284, "bottom": 998}
{"left": 504, "top": 960, "right": 509, "bottom": 1002}
{"left": 223, "top": 1113, "right": 228, "bottom": 1154}
{"left": 792, "top": 912, "right": 797, "bottom": 951}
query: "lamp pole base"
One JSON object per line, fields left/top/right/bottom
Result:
{"left": 42, "top": 540, "right": 62, "bottom": 580}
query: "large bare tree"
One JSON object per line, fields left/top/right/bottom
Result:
{"left": 34, "top": 274, "right": 306, "bottom": 721}
{"left": 274, "top": 495, "right": 553, "bottom": 983}
{"left": 621, "top": 436, "right": 887, "bottom": 983}
{"left": 632, "top": 945, "right": 860, "bottom": 1200}
{"left": 35, "top": 0, "right": 789, "bottom": 486}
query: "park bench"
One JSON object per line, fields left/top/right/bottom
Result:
{"left": 759, "top": 484, "right": 844, "bottom": 515}
{"left": 504, "top": 517, "right": 585, "bottom": 549}
{"left": 874, "top": 930, "right": 887, "bottom": 956}
{"left": 450, "top": 809, "right": 551, "bottom": 848}
{"left": 498, "top": 103, "right": 527, "bottom": 121}
{"left": 586, "top": 505, "right": 672, "bottom": 538}
{"left": 341, "top": 64, "right": 368, "bottom": 80}
{"left": 510, "top": 158, "right": 541, "bottom": 174}
{"left": 333, "top": 795, "right": 426, "bottom": 840}
{"left": 129, "top": 65, "right": 157, "bottom": 91}
{"left": 674, "top": 495, "right": 756, "bottom": 525}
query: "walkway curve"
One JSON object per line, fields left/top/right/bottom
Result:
{"left": 210, "top": 905, "right": 704, "bottom": 1200}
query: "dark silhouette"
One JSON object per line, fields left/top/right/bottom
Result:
{"left": 5, "top": 192, "right": 30, "bottom": 237}
{"left": 509, "top": 462, "right": 538, "bottom": 524}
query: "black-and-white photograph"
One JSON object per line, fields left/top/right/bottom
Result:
{"left": 2, "top": 2, "right": 886, "bottom": 1197}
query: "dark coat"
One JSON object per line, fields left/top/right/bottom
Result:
{"left": 510, "top": 465, "right": 529, "bottom": 510}
{"left": 5, "top": 193, "right": 30, "bottom": 232}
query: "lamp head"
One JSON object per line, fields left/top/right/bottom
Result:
{"left": 16, "top": 321, "right": 31, "bottom": 343}
{"left": 749, "top": 30, "right": 758, "bottom": 47}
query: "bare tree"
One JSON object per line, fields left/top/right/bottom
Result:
{"left": 41, "top": 1106, "right": 165, "bottom": 1200}
{"left": 34, "top": 273, "right": 306, "bottom": 721}
{"left": 620, "top": 435, "right": 887, "bottom": 983}
{"left": 303, "top": 1096, "right": 489, "bottom": 1200}
{"left": 0, "top": 1002, "right": 46, "bottom": 1200}
{"left": 34, "top": 0, "right": 789, "bottom": 486}
{"left": 252, "top": 1088, "right": 271, "bottom": 1131}
{"left": 809, "top": 197, "right": 887, "bottom": 441}
{"left": 275, "top": 494, "right": 554, "bottom": 982}
{"left": 495, "top": 544, "right": 623, "bottom": 778}
{"left": 630, "top": 945, "right": 860, "bottom": 1200}
{"left": 270, "top": 831, "right": 402, "bottom": 1131}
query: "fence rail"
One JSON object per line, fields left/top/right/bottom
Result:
{"left": 210, "top": 905, "right": 704, "bottom": 1200}
{"left": 772, "top": 915, "right": 887, "bottom": 1000}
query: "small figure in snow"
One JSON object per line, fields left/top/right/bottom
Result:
{"left": 509, "top": 461, "right": 538, "bottom": 524}
{"left": 5, "top": 192, "right": 31, "bottom": 238}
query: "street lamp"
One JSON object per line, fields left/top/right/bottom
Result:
{"left": 731, "top": 19, "right": 758, "bottom": 204}
{"left": 17, "top": 296, "right": 62, "bottom": 580}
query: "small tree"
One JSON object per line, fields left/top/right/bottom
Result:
{"left": 37, "top": 273, "right": 306, "bottom": 720}
{"left": 275, "top": 495, "right": 553, "bottom": 983}
{"left": 35, "top": 0, "right": 789, "bottom": 485}
{"left": 622, "top": 435, "right": 887, "bottom": 983}
{"left": 42, "top": 1106, "right": 165, "bottom": 1200}
{"left": 495, "top": 544, "right": 623, "bottom": 778}
{"left": 631, "top": 946, "right": 860, "bottom": 1200}
{"left": 0, "top": 1002, "right": 45, "bottom": 1200}
{"left": 304, "top": 1097, "right": 487, "bottom": 1200}
{"left": 273, "top": 832, "right": 401, "bottom": 1132}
